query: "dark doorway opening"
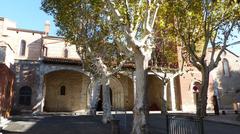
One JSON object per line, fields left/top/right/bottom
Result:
{"left": 19, "top": 86, "right": 32, "bottom": 106}
{"left": 96, "top": 85, "right": 112, "bottom": 111}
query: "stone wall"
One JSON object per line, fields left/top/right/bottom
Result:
{"left": 11, "top": 59, "right": 190, "bottom": 114}
{"left": 43, "top": 38, "right": 80, "bottom": 59}
{"left": 13, "top": 60, "right": 41, "bottom": 113}
{"left": 4, "top": 30, "right": 43, "bottom": 61}
{"left": 44, "top": 70, "right": 89, "bottom": 112}
{"left": 211, "top": 52, "right": 240, "bottom": 109}
{"left": 12, "top": 60, "right": 87, "bottom": 114}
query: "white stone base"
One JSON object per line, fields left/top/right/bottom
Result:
{"left": 0, "top": 116, "right": 10, "bottom": 129}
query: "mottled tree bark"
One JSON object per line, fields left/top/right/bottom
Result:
{"left": 88, "top": 77, "right": 101, "bottom": 115}
{"left": 102, "top": 78, "right": 113, "bottom": 123}
{"left": 93, "top": 57, "right": 113, "bottom": 123}
{"left": 197, "top": 68, "right": 210, "bottom": 117}
{"left": 161, "top": 81, "right": 168, "bottom": 115}
{"left": 131, "top": 52, "right": 150, "bottom": 134}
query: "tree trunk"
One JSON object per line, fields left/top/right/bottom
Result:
{"left": 88, "top": 77, "right": 101, "bottom": 115}
{"left": 131, "top": 53, "right": 150, "bottom": 134}
{"left": 92, "top": 57, "right": 113, "bottom": 123}
{"left": 102, "top": 78, "right": 113, "bottom": 123}
{"left": 197, "top": 68, "right": 210, "bottom": 117}
{"left": 161, "top": 80, "right": 168, "bottom": 115}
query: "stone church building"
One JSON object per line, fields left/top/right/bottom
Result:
{"left": 0, "top": 17, "right": 239, "bottom": 115}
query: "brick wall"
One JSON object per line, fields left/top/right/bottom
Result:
{"left": 0, "top": 64, "right": 14, "bottom": 117}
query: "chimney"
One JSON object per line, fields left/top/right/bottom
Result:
{"left": 44, "top": 20, "right": 50, "bottom": 35}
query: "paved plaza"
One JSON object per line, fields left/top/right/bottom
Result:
{"left": 1, "top": 112, "right": 240, "bottom": 134}
{"left": 1, "top": 113, "right": 169, "bottom": 134}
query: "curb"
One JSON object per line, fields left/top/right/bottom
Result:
{"left": 205, "top": 119, "right": 240, "bottom": 126}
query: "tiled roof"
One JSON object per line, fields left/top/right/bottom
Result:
{"left": 42, "top": 57, "right": 82, "bottom": 65}
{"left": 122, "top": 62, "right": 135, "bottom": 69}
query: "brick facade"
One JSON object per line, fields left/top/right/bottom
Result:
{"left": 0, "top": 64, "right": 14, "bottom": 118}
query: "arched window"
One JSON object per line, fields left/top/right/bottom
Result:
{"left": 60, "top": 86, "right": 66, "bottom": 95}
{"left": 222, "top": 59, "right": 230, "bottom": 77}
{"left": 20, "top": 40, "right": 26, "bottom": 56}
{"left": 64, "top": 48, "right": 68, "bottom": 58}
{"left": 19, "top": 86, "right": 32, "bottom": 106}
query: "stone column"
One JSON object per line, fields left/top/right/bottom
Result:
{"left": 38, "top": 64, "right": 45, "bottom": 113}
{"left": 132, "top": 72, "right": 136, "bottom": 101}
{"left": 39, "top": 74, "right": 45, "bottom": 113}
{"left": 163, "top": 82, "right": 168, "bottom": 103}
{"left": 170, "top": 78, "right": 177, "bottom": 111}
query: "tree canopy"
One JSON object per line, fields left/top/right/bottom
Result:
{"left": 164, "top": 0, "right": 240, "bottom": 117}
{"left": 41, "top": 0, "right": 128, "bottom": 75}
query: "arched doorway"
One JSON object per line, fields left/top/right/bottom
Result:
{"left": 44, "top": 70, "right": 90, "bottom": 112}
{"left": 96, "top": 86, "right": 113, "bottom": 111}
{"left": 148, "top": 75, "right": 162, "bottom": 111}
{"left": 88, "top": 76, "right": 125, "bottom": 111}
{"left": 110, "top": 77, "right": 125, "bottom": 110}
{"left": 19, "top": 86, "right": 32, "bottom": 106}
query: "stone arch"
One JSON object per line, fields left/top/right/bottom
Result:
{"left": 148, "top": 74, "right": 182, "bottom": 111}
{"left": 114, "top": 73, "right": 134, "bottom": 110}
{"left": 109, "top": 76, "right": 125, "bottom": 110}
{"left": 86, "top": 74, "right": 129, "bottom": 111}
{"left": 43, "top": 70, "right": 90, "bottom": 112}
{"left": 41, "top": 64, "right": 89, "bottom": 77}
{"left": 148, "top": 75, "right": 163, "bottom": 111}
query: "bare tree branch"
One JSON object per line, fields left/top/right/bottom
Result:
{"left": 211, "top": 21, "right": 236, "bottom": 70}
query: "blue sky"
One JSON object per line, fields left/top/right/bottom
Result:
{"left": 228, "top": 29, "right": 240, "bottom": 56}
{"left": 0, "top": 0, "right": 239, "bottom": 55}
{"left": 0, "top": 0, "right": 57, "bottom": 35}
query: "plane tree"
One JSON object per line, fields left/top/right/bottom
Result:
{"left": 41, "top": 0, "right": 130, "bottom": 123}
{"left": 41, "top": 0, "right": 177, "bottom": 133}
{"left": 151, "top": 41, "right": 182, "bottom": 114}
{"left": 149, "top": 6, "right": 187, "bottom": 114}
{"left": 165, "top": 0, "right": 240, "bottom": 117}
{"left": 100, "top": 1, "right": 167, "bottom": 133}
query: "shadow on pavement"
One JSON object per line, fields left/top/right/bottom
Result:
{"left": 2, "top": 114, "right": 169, "bottom": 134}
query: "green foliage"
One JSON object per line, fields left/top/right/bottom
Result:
{"left": 103, "top": 0, "right": 179, "bottom": 70}
{"left": 161, "top": 0, "right": 240, "bottom": 117}
{"left": 151, "top": 1, "right": 179, "bottom": 70}
{"left": 163, "top": 0, "right": 240, "bottom": 70}
{"left": 41, "top": 0, "right": 127, "bottom": 73}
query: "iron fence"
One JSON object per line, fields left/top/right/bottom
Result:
{"left": 167, "top": 114, "right": 204, "bottom": 134}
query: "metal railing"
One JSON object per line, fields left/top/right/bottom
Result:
{"left": 167, "top": 114, "right": 204, "bottom": 134}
